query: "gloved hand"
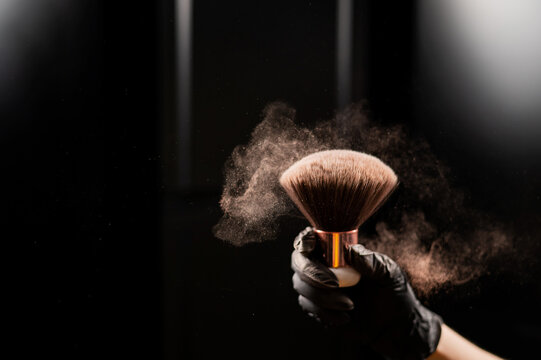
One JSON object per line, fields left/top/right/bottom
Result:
{"left": 291, "top": 227, "right": 443, "bottom": 360}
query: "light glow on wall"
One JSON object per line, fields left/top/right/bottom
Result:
{"left": 419, "top": 0, "right": 541, "bottom": 153}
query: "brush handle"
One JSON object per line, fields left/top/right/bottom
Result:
{"left": 314, "top": 229, "right": 361, "bottom": 286}
{"left": 315, "top": 229, "right": 358, "bottom": 268}
{"left": 330, "top": 266, "right": 361, "bottom": 287}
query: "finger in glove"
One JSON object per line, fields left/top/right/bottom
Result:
{"left": 292, "top": 273, "right": 354, "bottom": 311}
{"left": 347, "top": 244, "right": 404, "bottom": 288}
{"left": 298, "top": 295, "right": 351, "bottom": 327}
{"left": 291, "top": 249, "right": 338, "bottom": 288}
{"left": 293, "top": 226, "right": 317, "bottom": 255}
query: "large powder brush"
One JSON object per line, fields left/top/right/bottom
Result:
{"left": 280, "top": 149, "right": 398, "bottom": 287}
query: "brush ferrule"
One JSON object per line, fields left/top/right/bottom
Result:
{"left": 314, "top": 229, "right": 358, "bottom": 268}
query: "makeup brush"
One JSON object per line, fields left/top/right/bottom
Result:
{"left": 280, "top": 149, "right": 398, "bottom": 287}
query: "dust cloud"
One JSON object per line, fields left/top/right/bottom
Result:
{"left": 213, "top": 101, "right": 518, "bottom": 295}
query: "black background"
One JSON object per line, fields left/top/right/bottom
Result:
{"left": 12, "top": 0, "right": 541, "bottom": 359}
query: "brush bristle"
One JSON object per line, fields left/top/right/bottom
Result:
{"left": 280, "top": 150, "right": 398, "bottom": 231}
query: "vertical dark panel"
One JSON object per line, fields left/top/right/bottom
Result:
{"left": 14, "top": 1, "right": 163, "bottom": 357}
{"left": 16, "top": 1, "right": 108, "bottom": 357}
{"left": 192, "top": 0, "right": 336, "bottom": 192}
{"left": 356, "top": 0, "right": 418, "bottom": 125}
{"left": 102, "top": 1, "right": 162, "bottom": 358}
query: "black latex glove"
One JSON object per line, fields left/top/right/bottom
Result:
{"left": 291, "top": 227, "right": 443, "bottom": 360}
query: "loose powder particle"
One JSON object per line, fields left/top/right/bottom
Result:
{"left": 214, "top": 101, "right": 520, "bottom": 296}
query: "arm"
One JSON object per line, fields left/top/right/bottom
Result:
{"left": 428, "top": 324, "right": 503, "bottom": 360}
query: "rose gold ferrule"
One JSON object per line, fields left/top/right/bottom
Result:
{"left": 314, "top": 229, "right": 359, "bottom": 268}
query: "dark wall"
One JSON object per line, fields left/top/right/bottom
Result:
{"left": 13, "top": 1, "right": 162, "bottom": 358}
{"left": 13, "top": 0, "right": 541, "bottom": 359}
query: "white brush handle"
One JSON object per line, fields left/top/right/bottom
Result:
{"left": 330, "top": 266, "right": 361, "bottom": 287}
